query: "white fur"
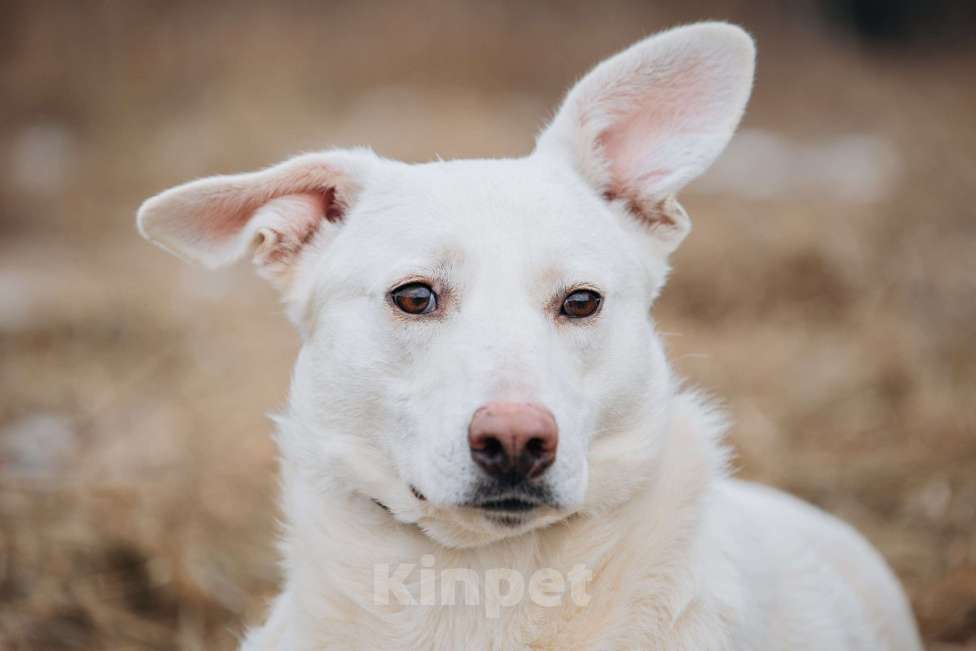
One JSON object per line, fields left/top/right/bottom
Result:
{"left": 137, "top": 23, "right": 921, "bottom": 650}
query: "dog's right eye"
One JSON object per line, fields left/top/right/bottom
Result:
{"left": 560, "top": 289, "right": 602, "bottom": 319}
{"left": 391, "top": 282, "right": 438, "bottom": 315}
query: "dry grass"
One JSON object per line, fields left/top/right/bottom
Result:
{"left": 0, "top": 2, "right": 973, "bottom": 649}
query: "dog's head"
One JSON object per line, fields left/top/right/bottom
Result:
{"left": 138, "top": 23, "right": 754, "bottom": 547}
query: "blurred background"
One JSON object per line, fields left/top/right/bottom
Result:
{"left": 1, "top": 1, "right": 974, "bottom": 649}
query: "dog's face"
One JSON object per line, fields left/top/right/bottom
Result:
{"left": 290, "top": 156, "right": 672, "bottom": 530}
{"left": 138, "top": 23, "right": 754, "bottom": 547}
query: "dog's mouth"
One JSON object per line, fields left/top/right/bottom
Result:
{"left": 474, "top": 497, "right": 541, "bottom": 512}
{"left": 468, "top": 494, "right": 557, "bottom": 529}
{"left": 396, "top": 487, "right": 548, "bottom": 510}
{"left": 388, "top": 483, "right": 569, "bottom": 536}
{"left": 403, "top": 484, "right": 558, "bottom": 527}
{"left": 463, "top": 482, "right": 557, "bottom": 519}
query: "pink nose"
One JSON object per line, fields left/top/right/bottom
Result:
{"left": 468, "top": 402, "right": 558, "bottom": 481}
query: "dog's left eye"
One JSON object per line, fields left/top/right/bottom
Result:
{"left": 392, "top": 282, "right": 438, "bottom": 315}
{"left": 560, "top": 289, "right": 602, "bottom": 318}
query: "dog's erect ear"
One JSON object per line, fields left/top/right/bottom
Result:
{"left": 535, "top": 22, "right": 755, "bottom": 252}
{"left": 136, "top": 149, "right": 375, "bottom": 297}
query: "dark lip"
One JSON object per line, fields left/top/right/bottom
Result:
{"left": 472, "top": 497, "right": 542, "bottom": 512}
{"left": 466, "top": 481, "right": 556, "bottom": 513}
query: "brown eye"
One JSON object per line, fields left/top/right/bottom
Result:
{"left": 392, "top": 282, "right": 437, "bottom": 315}
{"left": 561, "top": 289, "right": 602, "bottom": 319}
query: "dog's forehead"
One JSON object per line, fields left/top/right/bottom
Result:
{"left": 356, "top": 156, "right": 624, "bottom": 256}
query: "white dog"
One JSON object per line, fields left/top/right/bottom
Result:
{"left": 138, "top": 23, "right": 921, "bottom": 650}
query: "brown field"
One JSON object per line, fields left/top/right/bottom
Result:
{"left": 1, "top": 2, "right": 974, "bottom": 649}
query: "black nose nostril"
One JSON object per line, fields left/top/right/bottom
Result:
{"left": 520, "top": 437, "right": 555, "bottom": 480}
{"left": 471, "top": 434, "right": 512, "bottom": 477}
{"left": 525, "top": 437, "right": 545, "bottom": 457}
{"left": 481, "top": 436, "right": 503, "bottom": 457}
{"left": 472, "top": 435, "right": 504, "bottom": 461}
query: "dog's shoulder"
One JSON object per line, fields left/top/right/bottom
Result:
{"left": 704, "top": 479, "right": 922, "bottom": 650}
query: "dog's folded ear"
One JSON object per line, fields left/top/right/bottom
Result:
{"left": 136, "top": 149, "right": 375, "bottom": 295}
{"left": 535, "top": 22, "right": 755, "bottom": 252}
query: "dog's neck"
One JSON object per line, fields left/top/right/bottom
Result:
{"left": 258, "top": 391, "right": 728, "bottom": 649}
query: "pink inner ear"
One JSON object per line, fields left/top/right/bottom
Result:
{"left": 598, "top": 109, "right": 673, "bottom": 195}
{"left": 594, "top": 56, "right": 721, "bottom": 200}
{"left": 208, "top": 191, "right": 330, "bottom": 243}
{"left": 204, "top": 163, "right": 350, "bottom": 243}
{"left": 256, "top": 193, "right": 326, "bottom": 248}
{"left": 139, "top": 151, "right": 367, "bottom": 269}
